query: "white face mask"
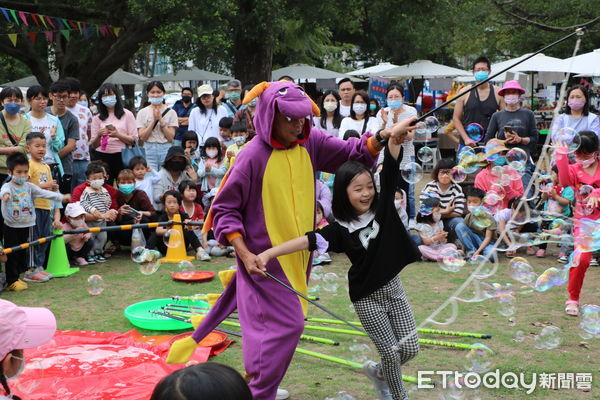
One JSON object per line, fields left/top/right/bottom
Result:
{"left": 90, "top": 179, "right": 104, "bottom": 189}
{"left": 206, "top": 149, "right": 218, "bottom": 158}
{"left": 352, "top": 103, "right": 367, "bottom": 115}
{"left": 504, "top": 94, "right": 520, "bottom": 106}
{"left": 6, "top": 355, "right": 25, "bottom": 381}
{"left": 394, "top": 199, "right": 402, "bottom": 210}
{"left": 70, "top": 218, "right": 85, "bottom": 227}
{"left": 323, "top": 101, "right": 337, "bottom": 112}
{"left": 576, "top": 154, "right": 597, "bottom": 168}
{"left": 467, "top": 205, "right": 477, "bottom": 213}
{"left": 432, "top": 212, "right": 441, "bottom": 222}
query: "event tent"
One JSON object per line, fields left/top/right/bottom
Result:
{"left": 153, "top": 68, "right": 232, "bottom": 82}
{"left": 564, "top": 48, "right": 600, "bottom": 77}
{"left": 271, "top": 63, "right": 352, "bottom": 80}
{"left": 348, "top": 62, "right": 400, "bottom": 77}
{"left": 1, "top": 69, "right": 148, "bottom": 87}
{"left": 380, "top": 60, "right": 470, "bottom": 78}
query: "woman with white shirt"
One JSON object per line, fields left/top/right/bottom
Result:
{"left": 188, "top": 84, "right": 229, "bottom": 146}
{"left": 551, "top": 85, "right": 600, "bottom": 138}
{"left": 313, "top": 90, "right": 342, "bottom": 136}
{"left": 338, "top": 91, "right": 379, "bottom": 138}
{"left": 375, "top": 83, "right": 419, "bottom": 223}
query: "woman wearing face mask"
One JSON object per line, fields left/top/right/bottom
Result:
{"left": 313, "top": 90, "right": 343, "bottom": 137}
{"left": 137, "top": 81, "right": 179, "bottom": 171}
{"left": 189, "top": 85, "right": 229, "bottom": 147}
{"left": 153, "top": 146, "right": 197, "bottom": 211}
{"left": 376, "top": 83, "right": 419, "bottom": 224}
{"left": 197, "top": 137, "right": 226, "bottom": 194}
{"left": 90, "top": 83, "right": 138, "bottom": 184}
{"left": 233, "top": 84, "right": 258, "bottom": 139}
{"left": 484, "top": 80, "right": 539, "bottom": 196}
{"left": 369, "top": 99, "right": 380, "bottom": 117}
{"left": 338, "top": 91, "right": 379, "bottom": 139}
{"left": 0, "top": 299, "right": 56, "bottom": 400}
{"left": 0, "top": 87, "right": 32, "bottom": 185}
{"left": 551, "top": 85, "right": 600, "bottom": 139}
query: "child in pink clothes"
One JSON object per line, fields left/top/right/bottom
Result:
{"left": 415, "top": 197, "right": 457, "bottom": 261}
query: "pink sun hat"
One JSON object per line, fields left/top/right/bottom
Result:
{"left": 498, "top": 80, "right": 526, "bottom": 96}
{"left": 0, "top": 299, "right": 56, "bottom": 360}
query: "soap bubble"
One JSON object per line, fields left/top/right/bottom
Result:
{"left": 497, "top": 296, "right": 516, "bottom": 317}
{"left": 164, "top": 229, "right": 183, "bottom": 248}
{"left": 348, "top": 343, "right": 371, "bottom": 363}
{"left": 466, "top": 123, "right": 484, "bottom": 142}
{"left": 177, "top": 260, "right": 195, "bottom": 272}
{"left": 514, "top": 330, "right": 525, "bottom": 342}
{"left": 131, "top": 246, "right": 147, "bottom": 263}
{"left": 322, "top": 272, "right": 339, "bottom": 293}
{"left": 510, "top": 258, "right": 536, "bottom": 286}
{"left": 551, "top": 127, "right": 580, "bottom": 154}
{"left": 348, "top": 303, "right": 355, "bottom": 314}
{"left": 439, "top": 248, "right": 466, "bottom": 272}
{"left": 489, "top": 183, "right": 505, "bottom": 199}
{"left": 424, "top": 116, "right": 440, "bottom": 133}
{"left": 506, "top": 148, "right": 527, "bottom": 166}
{"left": 401, "top": 162, "right": 423, "bottom": 184}
{"left": 472, "top": 206, "right": 494, "bottom": 229}
{"left": 534, "top": 267, "right": 569, "bottom": 292}
{"left": 451, "top": 166, "right": 467, "bottom": 183}
{"left": 415, "top": 121, "right": 427, "bottom": 137}
{"left": 483, "top": 192, "right": 501, "bottom": 210}
{"left": 87, "top": 275, "right": 105, "bottom": 295}
{"left": 580, "top": 304, "right": 599, "bottom": 336}
{"left": 325, "top": 391, "right": 356, "bottom": 400}
{"left": 464, "top": 343, "right": 494, "bottom": 373}
{"left": 417, "top": 146, "right": 434, "bottom": 163}
{"left": 490, "top": 165, "right": 504, "bottom": 177}
{"left": 534, "top": 326, "right": 561, "bottom": 349}
{"left": 536, "top": 175, "right": 553, "bottom": 193}
{"left": 484, "top": 141, "right": 504, "bottom": 162}
{"left": 138, "top": 261, "right": 160, "bottom": 275}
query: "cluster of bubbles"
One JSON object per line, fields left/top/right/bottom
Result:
{"left": 508, "top": 257, "right": 570, "bottom": 293}
{"left": 579, "top": 304, "right": 599, "bottom": 339}
{"left": 481, "top": 282, "right": 516, "bottom": 317}
{"left": 438, "top": 248, "right": 466, "bottom": 272}
{"left": 464, "top": 343, "right": 494, "bottom": 373}
{"left": 534, "top": 326, "right": 561, "bottom": 350}
{"left": 87, "top": 274, "right": 105, "bottom": 295}
{"left": 308, "top": 265, "right": 324, "bottom": 294}
{"left": 322, "top": 272, "right": 341, "bottom": 294}
{"left": 551, "top": 126, "right": 581, "bottom": 154}
{"left": 131, "top": 246, "right": 162, "bottom": 275}
{"left": 414, "top": 116, "right": 441, "bottom": 138}
{"left": 348, "top": 343, "right": 371, "bottom": 363}
{"left": 324, "top": 391, "right": 356, "bottom": 400}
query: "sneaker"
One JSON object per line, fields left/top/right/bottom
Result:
{"left": 591, "top": 258, "right": 599, "bottom": 267}
{"left": 408, "top": 219, "right": 417, "bottom": 230}
{"left": 23, "top": 269, "right": 50, "bottom": 283}
{"left": 35, "top": 267, "right": 53, "bottom": 280}
{"left": 363, "top": 360, "right": 393, "bottom": 400}
{"left": 320, "top": 252, "right": 332, "bottom": 263}
{"left": 535, "top": 249, "right": 545, "bottom": 258}
{"left": 506, "top": 250, "right": 516, "bottom": 258}
{"left": 75, "top": 257, "right": 88, "bottom": 266}
{"left": 312, "top": 255, "right": 323, "bottom": 266}
{"left": 6, "top": 280, "right": 28, "bottom": 291}
{"left": 85, "top": 256, "right": 97, "bottom": 265}
{"left": 526, "top": 246, "right": 536, "bottom": 256}
{"left": 94, "top": 255, "right": 107, "bottom": 263}
{"left": 196, "top": 248, "right": 211, "bottom": 261}
{"left": 276, "top": 388, "right": 290, "bottom": 400}
{"left": 557, "top": 253, "right": 568, "bottom": 263}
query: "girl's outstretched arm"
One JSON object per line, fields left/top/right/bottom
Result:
{"left": 257, "top": 236, "right": 310, "bottom": 268}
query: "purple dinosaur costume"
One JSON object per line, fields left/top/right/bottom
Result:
{"left": 190, "top": 81, "right": 379, "bottom": 400}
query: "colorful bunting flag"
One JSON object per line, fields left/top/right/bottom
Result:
{"left": 0, "top": 8, "right": 10, "bottom": 23}
{"left": 7, "top": 33, "right": 17, "bottom": 46}
{"left": 60, "top": 29, "right": 70, "bottom": 40}
{"left": 43, "top": 31, "right": 53, "bottom": 41}
{"left": 38, "top": 14, "right": 47, "bottom": 28}
{"left": 27, "top": 32, "right": 37, "bottom": 43}
{"left": 18, "top": 11, "right": 27, "bottom": 25}
{"left": 9, "top": 9, "right": 18, "bottom": 25}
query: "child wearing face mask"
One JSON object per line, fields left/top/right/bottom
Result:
{"left": 62, "top": 202, "right": 94, "bottom": 265}
{"left": 0, "top": 299, "right": 56, "bottom": 400}
{"left": 415, "top": 197, "right": 457, "bottom": 261}
{"left": 394, "top": 187, "right": 409, "bottom": 227}
{"left": 197, "top": 137, "right": 226, "bottom": 193}
{"left": 224, "top": 122, "right": 248, "bottom": 169}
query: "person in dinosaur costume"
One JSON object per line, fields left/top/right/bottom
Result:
{"left": 167, "top": 80, "right": 400, "bottom": 400}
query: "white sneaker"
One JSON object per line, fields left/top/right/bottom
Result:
{"left": 408, "top": 219, "right": 416, "bottom": 230}
{"left": 196, "top": 248, "right": 211, "bottom": 261}
{"left": 276, "top": 388, "right": 290, "bottom": 399}
{"left": 591, "top": 258, "right": 599, "bottom": 267}
{"left": 320, "top": 252, "right": 332, "bottom": 263}
{"left": 363, "top": 360, "right": 393, "bottom": 400}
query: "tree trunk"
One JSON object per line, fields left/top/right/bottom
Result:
{"left": 233, "top": 39, "right": 273, "bottom": 85}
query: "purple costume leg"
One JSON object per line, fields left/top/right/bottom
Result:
{"left": 191, "top": 274, "right": 239, "bottom": 342}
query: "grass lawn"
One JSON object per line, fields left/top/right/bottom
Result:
{"left": 1, "top": 243, "right": 598, "bottom": 400}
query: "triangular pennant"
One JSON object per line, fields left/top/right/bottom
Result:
{"left": 82, "top": 23, "right": 89, "bottom": 39}
{"left": 113, "top": 27, "right": 121, "bottom": 37}
{"left": 31, "top": 13, "right": 39, "bottom": 26}
{"left": 27, "top": 32, "right": 37, "bottom": 43}
{"left": 94, "top": 24, "right": 99, "bottom": 35}
{"left": 60, "top": 29, "right": 70, "bottom": 40}
{"left": 38, "top": 14, "right": 47, "bottom": 28}
{"left": 18, "top": 11, "right": 28, "bottom": 25}
{"left": 7, "top": 33, "right": 17, "bottom": 47}
{"left": 61, "top": 18, "right": 70, "bottom": 29}
{"left": 68, "top": 20, "right": 78, "bottom": 30}
{"left": 76, "top": 21, "right": 82, "bottom": 32}
{"left": 99, "top": 25, "right": 107, "bottom": 36}
{"left": 44, "top": 31, "right": 53, "bottom": 41}
{"left": 0, "top": 8, "right": 10, "bottom": 22}
{"left": 45, "top": 15, "right": 55, "bottom": 29}
{"left": 9, "top": 9, "right": 19, "bottom": 25}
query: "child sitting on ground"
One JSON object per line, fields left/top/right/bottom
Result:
{"left": 495, "top": 197, "right": 537, "bottom": 257}
{"left": 455, "top": 187, "right": 497, "bottom": 260}
{"left": 179, "top": 180, "right": 209, "bottom": 261}
{"left": 62, "top": 202, "right": 94, "bottom": 266}
{"left": 1, "top": 152, "right": 69, "bottom": 291}
{"left": 147, "top": 190, "right": 206, "bottom": 260}
{"left": 415, "top": 197, "right": 457, "bottom": 261}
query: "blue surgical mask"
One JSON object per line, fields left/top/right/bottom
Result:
{"left": 388, "top": 100, "right": 402, "bottom": 110}
{"left": 4, "top": 102, "right": 21, "bottom": 115}
{"left": 474, "top": 71, "right": 489, "bottom": 82}
{"left": 119, "top": 184, "right": 135, "bottom": 195}
{"left": 77, "top": 101, "right": 88, "bottom": 107}
{"left": 12, "top": 176, "right": 27, "bottom": 185}
{"left": 228, "top": 92, "right": 241, "bottom": 101}
{"left": 102, "top": 96, "right": 117, "bottom": 107}
{"left": 149, "top": 96, "right": 164, "bottom": 105}
{"left": 492, "top": 156, "right": 507, "bottom": 166}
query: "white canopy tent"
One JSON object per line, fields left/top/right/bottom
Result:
{"left": 380, "top": 60, "right": 470, "bottom": 79}
{"left": 271, "top": 63, "right": 352, "bottom": 80}
{"left": 1, "top": 69, "right": 148, "bottom": 87}
{"left": 564, "top": 48, "right": 600, "bottom": 77}
{"left": 153, "top": 68, "right": 232, "bottom": 82}
{"left": 348, "top": 62, "right": 400, "bottom": 77}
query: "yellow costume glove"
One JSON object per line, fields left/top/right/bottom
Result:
{"left": 218, "top": 269, "right": 236, "bottom": 288}
{"left": 206, "top": 293, "right": 221, "bottom": 308}
{"left": 166, "top": 337, "right": 198, "bottom": 364}
{"left": 190, "top": 314, "right": 206, "bottom": 329}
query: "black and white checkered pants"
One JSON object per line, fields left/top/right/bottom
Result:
{"left": 354, "top": 275, "right": 419, "bottom": 400}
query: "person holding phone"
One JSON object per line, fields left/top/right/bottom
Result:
{"left": 483, "top": 80, "right": 539, "bottom": 195}
{"left": 114, "top": 168, "right": 156, "bottom": 246}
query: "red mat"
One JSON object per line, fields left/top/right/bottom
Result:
{"left": 10, "top": 329, "right": 233, "bottom": 400}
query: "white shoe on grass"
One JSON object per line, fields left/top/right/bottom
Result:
{"left": 276, "top": 388, "right": 290, "bottom": 399}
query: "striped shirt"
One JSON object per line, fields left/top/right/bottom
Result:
{"left": 420, "top": 181, "right": 466, "bottom": 216}
{"left": 80, "top": 187, "right": 111, "bottom": 214}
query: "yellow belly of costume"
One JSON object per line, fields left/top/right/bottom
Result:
{"left": 262, "top": 145, "right": 315, "bottom": 315}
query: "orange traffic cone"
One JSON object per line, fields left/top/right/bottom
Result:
{"left": 46, "top": 230, "right": 79, "bottom": 277}
{"left": 158, "top": 213, "right": 194, "bottom": 263}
